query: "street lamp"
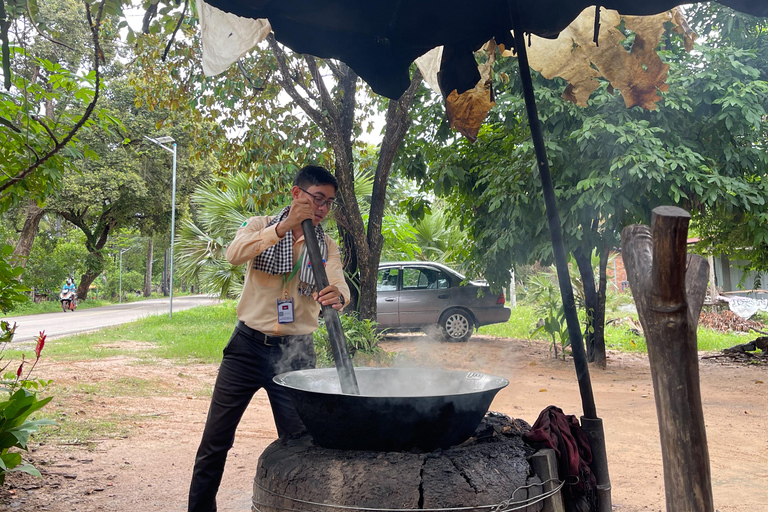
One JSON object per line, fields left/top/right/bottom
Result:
{"left": 144, "top": 135, "right": 177, "bottom": 318}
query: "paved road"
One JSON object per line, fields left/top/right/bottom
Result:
{"left": 4, "top": 295, "right": 221, "bottom": 343}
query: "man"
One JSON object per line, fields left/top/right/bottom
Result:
{"left": 62, "top": 278, "right": 77, "bottom": 304}
{"left": 188, "top": 165, "right": 349, "bottom": 512}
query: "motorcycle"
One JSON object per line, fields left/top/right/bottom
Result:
{"left": 59, "top": 288, "right": 77, "bottom": 312}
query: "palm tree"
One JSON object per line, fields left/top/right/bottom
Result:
{"left": 411, "top": 208, "right": 466, "bottom": 265}
{"left": 175, "top": 168, "right": 377, "bottom": 299}
{"left": 175, "top": 173, "right": 259, "bottom": 298}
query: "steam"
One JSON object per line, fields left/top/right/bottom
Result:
{"left": 277, "top": 368, "right": 508, "bottom": 398}
{"left": 273, "top": 334, "right": 316, "bottom": 375}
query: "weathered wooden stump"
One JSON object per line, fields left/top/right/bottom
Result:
{"left": 622, "top": 206, "right": 713, "bottom": 512}
{"left": 253, "top": 415, "right": 553, "bottom": 512}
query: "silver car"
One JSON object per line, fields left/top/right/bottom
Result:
{"left": 377, "top": 261, "right": 511, "bottom": 342}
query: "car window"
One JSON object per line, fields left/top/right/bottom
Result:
{"left": 402, "top": 268, "right": 450, "bottom": 290}
{"left": 377, "top": 268, "right": 400, "bottom": 291}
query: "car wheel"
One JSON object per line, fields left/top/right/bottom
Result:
{"left": 439, "top": 309, "right": 473, "bottom": 342}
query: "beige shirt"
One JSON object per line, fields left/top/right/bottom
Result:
{"left": 226, "top": 215, "right": 350, "bottom": 336}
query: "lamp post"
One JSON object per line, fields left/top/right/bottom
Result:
{"left": 144, "top": 135, "right": 177, "bottom": 318}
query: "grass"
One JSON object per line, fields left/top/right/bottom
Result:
{"left": 7, "top": 297, "right": 759, "bottom": 451}
{"left": 5, "top": 301, "right": 238, "bottom": 364}
{"left": 24, "top": 376, "right": 171, "bottom": 450}
{"left": 478, "top": 303, "right": 757, "bottom": 353}
{"left": 3, "top": 291, "right": 196, "bottom": 317}
{"left": 35, "top": 409, "right": 139, "bottom": 450}
{"left": 4, "top": 298, "right": 113, "bottom": 316}
{"left": 6, "top": 299, "right": 758, "bottom": 367}
{"left": 478, "top": 304, "right": 540, "bottom": 339}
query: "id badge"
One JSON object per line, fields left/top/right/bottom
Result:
{"left": 277, "top": 298, "right": 295, "bottom": 324}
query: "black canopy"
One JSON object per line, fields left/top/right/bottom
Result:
{"left": 203, "top": 0, "right": 768, "bottom": 99}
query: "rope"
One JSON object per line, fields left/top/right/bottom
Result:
{"left": 252, "top": 478, "right": 565, "bottom": 512}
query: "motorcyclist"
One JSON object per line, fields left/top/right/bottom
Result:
{"left": 63, "top": 278, "right": 77, "bottom": 305}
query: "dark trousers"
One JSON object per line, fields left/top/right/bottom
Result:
{"left": 188, "top": 325, "right": 315, "bottom": 512}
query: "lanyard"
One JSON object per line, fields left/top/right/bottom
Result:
{"left": 282, "top": 253, "right": 304, "bottom": 297}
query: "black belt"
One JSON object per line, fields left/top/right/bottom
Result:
{"left": 236, "top": 321, "right": 288, "bottom": 346}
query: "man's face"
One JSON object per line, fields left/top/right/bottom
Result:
{"left": 293, "top": 184, "right": 337, "bottom": 225}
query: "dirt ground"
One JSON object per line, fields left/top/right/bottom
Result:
{"left": 1, "top": 334, "right": 766, "bottom": 512}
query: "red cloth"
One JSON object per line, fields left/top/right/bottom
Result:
{"left": 523, "top": 406, "right": 597, "bottom": 512}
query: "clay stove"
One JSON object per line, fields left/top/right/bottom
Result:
{"left": 253, "top": 368, "right": 564, "bottom": 512}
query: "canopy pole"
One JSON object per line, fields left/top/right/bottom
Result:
{"left": 507, "top": 4, "right": 610, "bottom": 511}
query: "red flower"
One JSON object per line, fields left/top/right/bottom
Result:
{"left": 35, "top": 331, "right": 46, "bottom": 359}
{"left": 16, "top": 360, "right": 23, "bottom": 377}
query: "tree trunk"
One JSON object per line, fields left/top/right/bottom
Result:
{"left": 11, "top": 199, "right": 45, "bottom": 268}
{"left": 162, "top": 248, "right": 169, "bottom": 296}
{"left": 59, "top": 210, "right": 115, "bottom": 302}
{"left": 144, "top": 238, "right": 153, "bottom": 297}
{"left": 76, "top": 255, "right": 103, "bottom": 300}
{"left": 337, "top": 222, "right": 360, "bottom": 312}
{"left": 573, "top": 247, "right": 597, "bottom": 361}
{"left": 622, "top": 206, "right": 712, "bottom": 512}
{"left": 267, "top": 36, "right": 422, "bottom": 322}
{"left": 592, "top": 239, "right": 609, "bottom": 369}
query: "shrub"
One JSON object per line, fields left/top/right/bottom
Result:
{"left": 313, "top": 313, "right": 392, "bottom": 367}
{"left": 0, "top": 331, "right": 55, "bottom": 485}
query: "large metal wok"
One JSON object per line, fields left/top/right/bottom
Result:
{"left": 274, "top": 367, "right": 508, "bottom": 452}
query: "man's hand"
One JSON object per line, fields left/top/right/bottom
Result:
{"left": 314, "top": 285, "right": 345, "bottom": 310}
{"left": 276, "top": 196, "right": 314, "bottom": 237}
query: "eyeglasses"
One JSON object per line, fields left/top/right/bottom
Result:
{"left": 299, "top": 187, "right": 340, "bottom": 210}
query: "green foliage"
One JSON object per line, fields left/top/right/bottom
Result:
{"left": 527, "top": 274, "right": 569, "bottom": 358}
{"left": 22, "top": 231, "right": 90, "bottom": 295}
{"left": 0, "top": 0, "right": 120, "bottom": 209}
{"left": 398, "top": 11, "right": 768, "bottom": 290}
{"left": 379, "top": 212, "right": 421, "bottom": 262}
{"left": 0, "top": 332, "right": 55, "bottom": 485}
{"left": 132, "top": 27, "right": 331, "bottom": 184}
{"left": 312, "top": 313, "right": 391, "bottom": 367}
{"left": 379, "top": 202, "right": 470, "bottom": 266}
{"left": 42, "top": 74, "right": 212, "bottom": 297}
{"left": 0, "top": 387, "right": 54, "bottom": 484}
{"left": 477, "top": 304, "right": 541, "bottom": 340}
{"left": 0, "top": 245, "right": 27, "bottom": 314}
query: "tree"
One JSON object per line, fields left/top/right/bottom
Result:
{"left": 46, "top": 74, "right": 210, "bottom": 299}
{"left": 399, "top": 7, "right": 768, "bottom": 367}
{"left": 175, "top": 172, "right": 253, "bottom": 299}
{"left": 0, "top": 0, "right": 115, "bottom": 205}
{"left": 0, "top": 0, "right": 117, "bottom": 324}
{"left": 132, "top": 8, "right": 424, "bottom": 319}
{"left": 265, "top": 38, "right": 423, "bottom": 318}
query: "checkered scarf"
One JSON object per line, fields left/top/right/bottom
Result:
{"left": 252, "top": 207, "right": 328, "bottom": 296}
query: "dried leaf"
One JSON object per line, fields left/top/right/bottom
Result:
{"left": 698, "top": 309, "right": 764, "bottom": 333}
{"left": 444, "top": 40, "right": 496, "bottom": 142}
{"left": 517, "top": 7, "right": 695, "bottom": 110}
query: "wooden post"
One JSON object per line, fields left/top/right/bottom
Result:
{"left": 530, "top": 449, "right": 566, "bottom": 512}
{"left": 707, "top": 254, "right": 717, "bottom": 302}
{"left": 621, "top": 206, "right": 713, "bottom": 512}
